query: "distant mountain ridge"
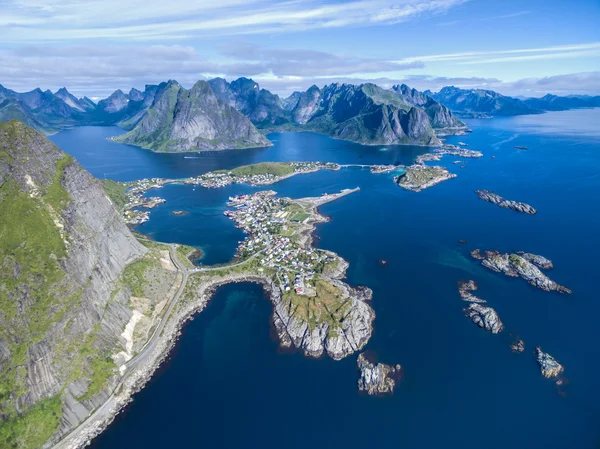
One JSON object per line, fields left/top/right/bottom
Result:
{"left": 114, "top": 80, "right": 271, "bottom": 152}
{"left": 208, "top": 78, "right": 463, "bottom": 146}
{"left": 2, "top": 80, "right": 598, "bottom": 150}
{"left": 426, "top": 86, "right": 600, "bottom": 117}
{"left": 427, "top": 86, "right": 542, "bottom": 116}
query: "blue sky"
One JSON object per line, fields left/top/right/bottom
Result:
{"left": 1, "top": 0, "right": 599, "bottom": 98}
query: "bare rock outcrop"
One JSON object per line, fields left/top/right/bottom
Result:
{"left": 464, "top": 303, "right": 504, "bottom": 334}
{"left": 510, "top": 338, "right": 525, "bottom": 352}
{"left": 475, "top": 190, "right": 537, "bottom": 214}
{"left": 357, "top": 353, "right": 402, "bottom": 396}
{"left": 471, "top": 249, "right": 571, "bottom": 294}
{"left": 535, "top": 347, "right": 564, "bottom": 379}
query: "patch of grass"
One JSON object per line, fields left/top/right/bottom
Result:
{"left": 214, "top": 162, "right": 294, "bottom": 177}
{"left": 175, "top": 244, "right": 199, "bottom": 269}
{"left": 44, "top": 154, "right": 73, "bottom": 214}
{"left": 283, "top": 278, "right": 348, "bottom": 332}
{"left": 101, "top": 179, "right": 128, "bottom": 211}
{"left": 0, "top": 178, "right": 71, "bottom": 411}
{"left": 77, "top": 352, "right": 117, "bottom": 402}
{"left": 0, "top": 395, "right": 62, "bottom": 449}
{"left": 122, "top": 257, "right": 154, "bottom": 297}
{"left": 290, "top": 212, "right": 310, "bottom": 222}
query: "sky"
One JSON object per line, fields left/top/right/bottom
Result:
{"left": 1, "top": 0, "right": 599, "bottom": 99}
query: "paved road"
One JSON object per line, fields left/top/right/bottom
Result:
{"left": 51, "top": 245, "right": 189, "bottom": 449}
{"left": 190, "top": 249, "right": 265, "bottom": 273}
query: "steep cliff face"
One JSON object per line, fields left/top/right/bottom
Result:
{"left": 0, "top": 121, "right": 147, "bottom": 448}
{"left": 292, "top": 85, "right": 322, "bottom": 125}
{"left": 54, "top": 89, "right": 93, "bottom": 112}
{"left": 208, "top": 77, "right": 290, "bottom": 127}
{"left": 391, "top": 84, "right": 464, "bottom": 129}
{"left": 96, "top": 90, "right": 129, "bottom": 113}
{"left": 295, "top": 83, "right": 440, "bottom": 145}
{"left": 116, "top": 80, "right": 270, "bottom": 152}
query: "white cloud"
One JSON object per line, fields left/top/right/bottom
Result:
{"left": 395, "top": 42, "right": 600, "bottom": 64}
{"left": 0, "top": 43, "right": 422, "bottom": 96}
{"left": 0, "top": 0, "right": 468, "bottom": 41}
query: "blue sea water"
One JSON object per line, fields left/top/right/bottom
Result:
{"left": 50, "top": 109, "right": 600, "bottom": 449}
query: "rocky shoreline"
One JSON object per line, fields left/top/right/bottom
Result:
{"left": 458, "top": 281, "right": 504, "bottom": 333}
{"left": 357, "top": 353, "right": 402, "bottom": 396}
{"left": 475, "top": 190, "right": 537, "bottom": 215}
{"left": 395, "top": 165, "right": 456, "bottom": 192}
{"left": 535, "top": 347, "right": 564, "bottom": 382}
{"left": 471, "top": 249, "right": 571, "bottom": 294}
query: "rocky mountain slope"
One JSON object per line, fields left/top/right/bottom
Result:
{"left": 0, "top": 121, "right": 178, "bottom": 448}
{"left": 392, "top": 84, "right": 465, "bottom": 129}
{"left": 3, "top": 80, "right": 596, "bottom": 150}
{"left": 427, "top": 86, "right": 542, "bottom": 116}
{"left": 208, "top": 78, "right": 464, "bottom": 145}
{"left": 294, "top": 82, "right": 441, "bottom": 145}
{"left": 208, "top": 77, "right": 290, "bottom": 127}
{"left": 115, "top": 80, "right": 270, "bottom": 152}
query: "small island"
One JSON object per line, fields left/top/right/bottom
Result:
{"left": 475, "top": 190, "right": 537, "bottom": 215}
{"left": 510, "top": 339, "right": 525, "bottom": 352}
{"left": 396, "top": 145, "right": 483, "bottom": 192}
{"left": 458, "top": 281, "right": 503, "bottom": 333}
{"left": 395, "top": 165, "right": 456, "bottom": 192}
{"left": 357, "top": 353, "right": 402, "bottom": 396}
{"left": 471, "top": 249, "right": 571, "bottom": 294}
{"left": 458, "top": 280, "right": 487, "bottom": 303}
{"left": 535, "top": 347, "right": 564, "bottom": 381}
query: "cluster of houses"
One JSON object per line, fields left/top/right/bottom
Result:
{"left": 121, "top": 178, "right": 169, "bottom": 226}
{"left": 186, "top": 161, "right": 341, "bottom": 188}
{"left": 224, "top": 191, "right": 336, "bottom": 296}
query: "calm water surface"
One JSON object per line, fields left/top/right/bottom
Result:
{"left": 51, "top": 109, "right": 600, "bottom": 449}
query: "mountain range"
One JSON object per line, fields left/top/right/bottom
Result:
{"left": 426, "top": 86, "right": 600, "bottom": 117}
{"left": 1, "top": 80, "right": 598, "bottom": 151}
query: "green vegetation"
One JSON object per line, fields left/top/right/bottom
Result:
{"left": 44, "top": 155, "right": 73, "bottom": 214}
{"left": 122, "top": 257, "right": 154, "bottom": 297}
{"left": 361, "top": 83, "right": 411, "bottom": 110}
{"left": 175, "top": 244, "right": 200, "bottom": 269}
{"left": 101, "top": 179, "right": 128, "bottom": 211}
{"left": 509, "top": 254, "right": 527, "bottom": 269}
{"left": 283, "top": 278, "right": 349, "bottom": 332}
{"left": 214, "top": 162, "right": 294, "bottom": 177}
{"left": 77, "top": 352, "right": 116, "bottom": 402}
{"left": 0, "top": 177, "right": 71, "bottom": 415}
{"left": 290, "top": 212, "right": 310, "bottom": 222}
{"left": 0, "top": 396, "right": 62, "bottom": 449}
{"left": 115, "top": 82, "right": 181, "bottom": 152}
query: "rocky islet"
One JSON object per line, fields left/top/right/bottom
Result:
{"left": 357, "top": 353, "right": 402, "bottom": 396}
{"left": 471, "top": 249, "right": 571, "bottom": 294}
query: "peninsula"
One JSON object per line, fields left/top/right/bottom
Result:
{"left": 0, "top": 122, "right": 374, "bottom": 449}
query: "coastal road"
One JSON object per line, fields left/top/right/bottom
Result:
{"left": 190, "top": 248, "right": 266, "bottom": 273}
{"left": 50, "top": 244, "right": 189, "bottom": 449}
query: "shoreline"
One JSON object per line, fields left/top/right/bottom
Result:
{"left": 50, "top": 188, "right": 370, "bottom": 449}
